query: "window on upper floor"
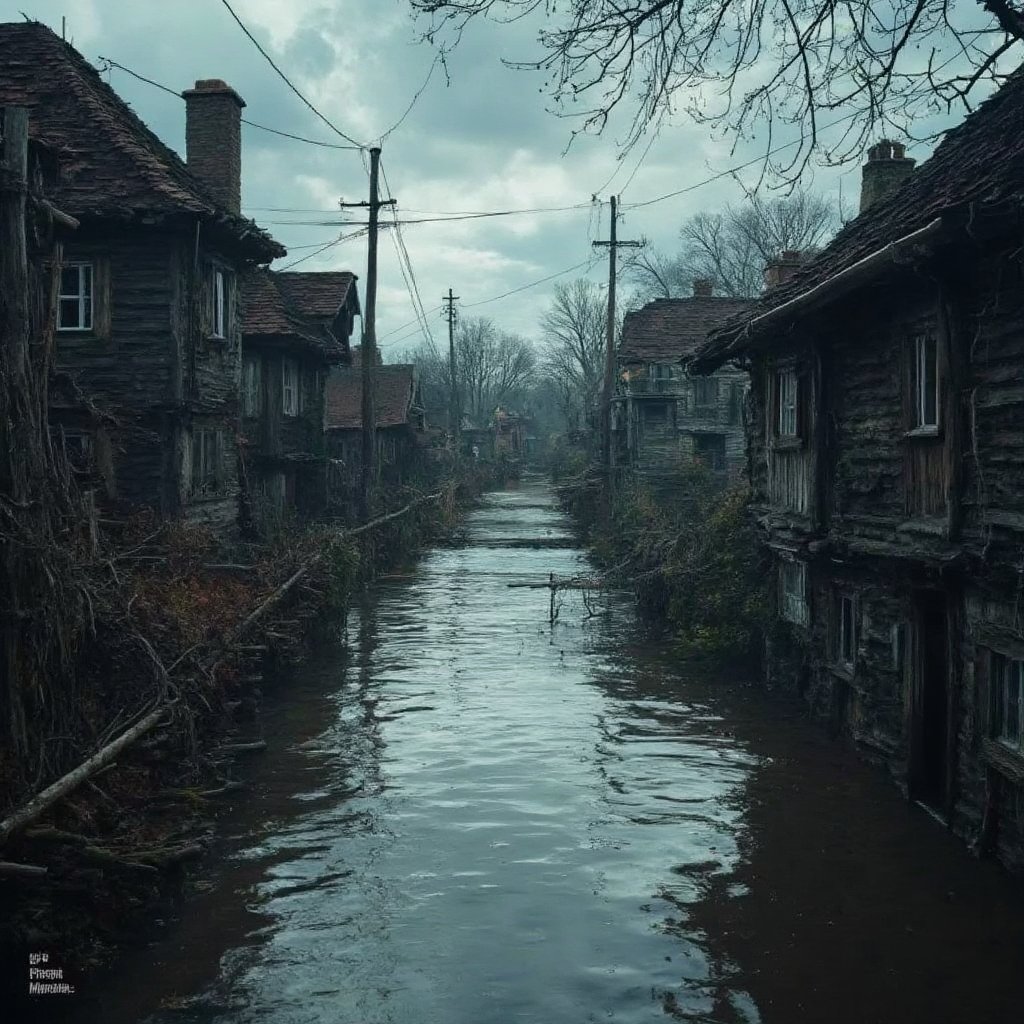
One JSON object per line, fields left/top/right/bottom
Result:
{"left": 212, "top": 268, "right": 228, "bottom": 339}
{"left": 911, "top": 332, "right": 939, "bottom": 431}
{"left": 282, "top": 358, "right": 301, "bottom": 417}
{"left": 242, "top": 355, "right": 263, "bottom": 417}
{"left": 992, "top": 652, "right": 1024, "bottom": 753}
{"left": 58, "top": 263, "right": 93, "bottom": 331}
{"left": 779, "top": 559, "right": 808, "bottom": 626}
{"left": 693, "top": 375, "right": 719, "bottom": 408}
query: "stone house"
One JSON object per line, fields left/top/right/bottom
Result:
{"left": 324, "top": 364, "right": 427, "bottom": 511}
{"left": 694, "top": 86, "right": 1024, "bottom": 869}
{"left": 0, "top": 21, "right": 284, "bottom": 530}
{"left": 615, "top": 284, "right": 752, "bottom": 478}
{"left": 240, "top": 270, "right": 359, "bottom": 525}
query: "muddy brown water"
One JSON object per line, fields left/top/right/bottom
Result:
{"left": 65, "top": 479, "right": 1024, "bottom": 1023}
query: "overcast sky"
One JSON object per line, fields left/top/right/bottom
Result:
{"left": 6, "top": 0, "right": 975, "bottom": 357}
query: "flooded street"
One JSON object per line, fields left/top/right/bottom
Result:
{"left": 85, "top": 479, "right": 1024, "bottom": 1024}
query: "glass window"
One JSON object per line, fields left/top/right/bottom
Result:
{"left": 242, "top": 355, "right": 262, "bottom": 417}
{"left": 58, "top": 263, "right": 93, "bottom": 331}
{"left": 694, "top": 375, "right": 718, "bottom": 407}
{"left": 837, "top": 593, "right": 856, "bottom": 670}
{"left": 993, "top": 653, "right": 1024, "bottom": 752}
{"left": 282, "top": 358, "right": 300, "bottom": 416}
{"left": 212, "top": 269, "right": 227, "bottom": 338}
{"left": 913, "top": 334, "right": 938, "bottom": 428}
{"left": 777, "top": 369, "right": 798, "bottom": 437}
{"left": 780, "top": 560, "right": 807, "bottom": 625}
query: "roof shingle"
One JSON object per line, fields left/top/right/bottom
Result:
{"left": 619, "top": 296, "right": 754, "bottom": 364}
{"left": 696, "top": 68, "right": 1024, "bottom": 366}
{"left": 325, "top": 365, "right": 418, "bottom": 430}
{"left": 0, "top": 21, "right": 283, "bottom": 260}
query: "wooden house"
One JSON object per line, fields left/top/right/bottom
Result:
{"left": 615, "top": 284, "right": 752, "bottom": 478}
{"left": 693, "top": 90, "right": 1024, "bottom": 869}
{"left": 493, "top": 408, "right": 527, "bottom": 459}
{"left": 324, "top": 364, "right": 427, "bottom": 510}
{"left": 240, "top": 270, "right": 358, "bottom": 526}
{"left": 0, "top": 22, "right": 284, "bottom": 530}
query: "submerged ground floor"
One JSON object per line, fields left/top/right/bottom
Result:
{"left": 48, "top": 478, "right": 1024, "bottom": 1024}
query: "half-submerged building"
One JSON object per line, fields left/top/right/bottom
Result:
{"left": 694, "top": 100, "right": 1024, "bottom": 868}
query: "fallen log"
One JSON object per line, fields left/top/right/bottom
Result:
{"left": 0, "top": 702, "right": 167, "bottom": 846}
{"left": 216, "top": 740, "right": 266, "bottom": 754}
{"left": 199, "top": 780, "right": 246, "bottom": 798}
{"left": 0, "top": 860, "right": 48, "bottom": 878}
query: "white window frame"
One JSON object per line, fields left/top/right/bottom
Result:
{"left": 212, "top": 268, "right": 227, "bottom": 339}
{"left": 58, "top": 262, "right": 94, "bottom": 331}
{"left": 282, "top": 358, "right": 300, "bottom": 417}
{"left": 913, "top": 333, "right": 939, "bottom": 430}
{"left": 992, "top": 652, "right": 1024, "bottom": 753}
{"left": 780, "top": 560, "right": 808, "bottom": 626}
{"left": 242, "top": 355, "right": 262, "bottom": 417}
{"left": 777, "top": 368, "right": 798, "bottom": 438}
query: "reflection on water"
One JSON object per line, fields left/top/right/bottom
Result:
{"left": 80, "top": 479, "right": 1024, "bottom": 1024}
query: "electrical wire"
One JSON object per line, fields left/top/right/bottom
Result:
{"left": 99, "top": 57, "right": 363, "bottom": 151}
{"left": 275, "top": 230, "right": 367, "bottom": 271}
{"left": 218, "top": 0, "right": 366, "bottom": 148}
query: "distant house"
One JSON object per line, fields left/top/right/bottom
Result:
{"left": 240, "top": 270, "right": 358, "bottom": 525}
{"left": 324, "top": 364, "right": 427, "bottom": 509}
{"left": 0, "top": 22, "right": 284, "bottom": 530}
{"left": 615, "top": 283, "right": 752, "bottom": 478}
{"left": 693, "top": 96, "right": 1024, "bottom": 870}
{"left": 493, "top": 408, "right": 527, "bottom": 458}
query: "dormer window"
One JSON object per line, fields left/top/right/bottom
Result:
{"left": 212, "top": 268, "right": 227, "bottom": 338}
{"left": 58, "top": 263, "right": 93, "bottom": 331}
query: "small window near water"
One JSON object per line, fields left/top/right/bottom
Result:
{"left": 992, "top": 652, "right": 1024, "bottom": 752}
{"left": 58, "top": 263, "right": 93, "bottom": 331}
{"left": 780, "top": 560, "right": 808, "bottom": 626}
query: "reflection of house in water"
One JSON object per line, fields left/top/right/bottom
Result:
{"left": 324, "top": 363, "right": 427, "bottom": 512}
{"left": 615, "top": 283, "right": 752, "bottom": 480}
{"left": 694, "top": 104, "right": 1024, "bottom": 870}
{"left": 240, "top": 270, "right": 358, "bottom": 524}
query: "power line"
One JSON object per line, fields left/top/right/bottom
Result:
{"left": 100, "top": 57, "right": 363, "bottom": 151}
{"left": 378, "top": 50, "right": 447, "bottom": 143}
{"left": 275, "top": 230, "right": 367, "bottom": 271}
{"left": 217, "top": 0, "right": 366, "bottom": 149}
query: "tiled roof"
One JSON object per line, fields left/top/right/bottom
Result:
{"left": 242, "top": 270, "right": 350, "bottom": 360}
{"left": 325, "top": 365, "right": 418, "bottom": 430}
{"left": 0, "top": 21, "right": 283, "bottom": 260}
{"left": 619, "top": 296, "right": 754, "bottom": 363}
{"left": 696, "top": 68, "right": 1024, "bottom": 367}
{"left": 274, "top": 272, "right": 358, "bottom": 321}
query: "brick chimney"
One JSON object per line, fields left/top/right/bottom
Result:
{"left": 860, "top": 140, "right": 915, "bottom": 213}
{"left": 692, "top": 278, "right": 714, "bottom": 297}
{"left": 763, "top": 250, "right": 803, "bottom": 289}
{"left": 182, "top": 79, "right": 245, "bottom": 214}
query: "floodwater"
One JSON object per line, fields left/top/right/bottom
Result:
{"left": 73, "top": 479, "right": 1024, "bottom": 1024}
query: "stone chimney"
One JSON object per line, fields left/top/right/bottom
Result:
{"left": 763, "top": 250, "right": 803, "bottom": 290}
{"left": 860, "top": 140, "right": 915, "bottom": 213}
{"left": 692, "top": 278, "right": 714, "bottom": 298}
{"left": 182, "top": 79, "right": 245, "bottom": 214}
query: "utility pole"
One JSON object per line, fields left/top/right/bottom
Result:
{"left": 442, "top": 287, "right": 460, "bottom": 444}
{"left": 339, "top": 146, "right": 395, "bottom": 522}
{"left": 592, "top": 195, "right": 641, "bottom": 469}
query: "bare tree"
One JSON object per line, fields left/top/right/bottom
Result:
{"left": 629, "top": 190, "right": 839, "bottom": 298}
{"left": 539, "top": 278, "right": 616, "bottom": 431}
{"left": 405, "top": 317, "right": 536, "bottom": 426}
{"left": 411, "top": 0, "right": 1024, "bottom": 181}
